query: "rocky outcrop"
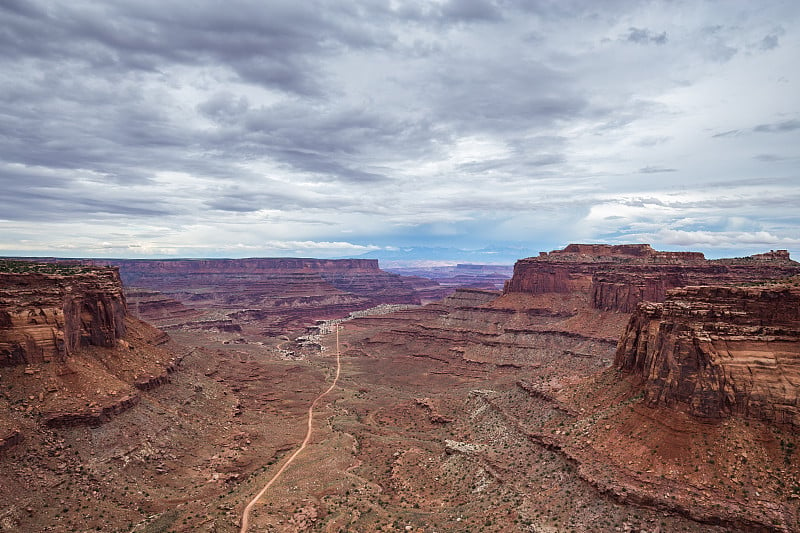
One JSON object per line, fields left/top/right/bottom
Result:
{"left": 43, "top": 393, "right": 140, "bottom": 428}
{"left": 533, "top": 243, "right": 707, "bottom": 264}
{"left": 615, "top": 284, "right": 800, "bottom": 426}
{"left": 0, "top": 428, "right": 22, "bottom": 453}
{"left": 505, "top": 244, "right": 800, "bottom": 313}
{"left": 0, "top": 264, "right": 127, "bottom": 366}
{"left": 714, "top": 249, "right": 795, "bottom": 265}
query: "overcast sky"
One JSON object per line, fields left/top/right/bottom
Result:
{"left": 1, "top": 0, "right": 798, "bottom": 262}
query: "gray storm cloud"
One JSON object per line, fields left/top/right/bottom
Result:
{"left": 0, "top": 0, "right": 798, "bottom": 259}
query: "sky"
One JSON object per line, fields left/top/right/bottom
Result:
{"left": 1, "top": 0, "right": 799, "bottom": 263}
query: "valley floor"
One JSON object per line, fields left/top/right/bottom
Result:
{"left": 2, "top": 291, "right": 797, "bottom": 532}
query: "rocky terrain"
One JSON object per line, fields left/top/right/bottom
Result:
{"left": 100, "top": 258, "right": 448, "bottom": 334}
{"left": 1, "top": 246, "right": 799, "bottom": 532}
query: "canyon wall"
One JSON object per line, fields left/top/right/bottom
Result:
{"left": 0, "top": 265, "right": 127, "bottom": 366}
{"left": 615, "top": 283, "right": 800, "bottom": 426}
{"left": 505, "top": 244, "right": 800, "bottom": 313}
{"left": 1, "top": 261, "right": 190, "bottom": 439}
{"left": 87, "top": 257, "right": 437, "bottom": 333}
{"left": 96, "top": 257, "right": 379, "bottom": 276}
{"left": 102, "top": 258, "right": 421, "bottom": 305}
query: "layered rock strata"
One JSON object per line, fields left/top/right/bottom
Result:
{"left": 615, "top": 284, "right": 800, "bottom": 425}
{"left": 505, "top": 244, "right": 800, "bottom": 313}
{"left": 92, "top": 258, "right": 435, "bottom": 333}
{"left": 101, "top": 258, "right": 421, "bottom": 305}
{"left": 0, "top": 265, "right": 127, "bottom": 366}
{"left": 348, "top": 288, "right": 625, "bottom": 373}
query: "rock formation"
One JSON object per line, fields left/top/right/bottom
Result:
{"left": 505, "top": 244, "right": 800, "bottom": 313}
{"left": 101, "top": 258, "right": 419, "bottom": 304}
{"left": 0, "top": 263, "right": 126, "bottom": 365}
{"left": 615, "top": 282, "right": 800, "bottom": 426}
{"left": 89, "top": 258, "right": 442, "bottom": 334}
{"left": 0, "top": 260, "right": 185, "bottom": 436}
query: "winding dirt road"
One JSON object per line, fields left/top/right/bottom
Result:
{"left": 239, "top": 327, "right": 342, "bottom": 533}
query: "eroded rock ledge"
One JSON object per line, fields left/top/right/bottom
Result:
{"left": 615, "top": 284, "right": 800, "bottom": 426}
{"left": 0, "top": 265, "right": 127, "bottom": 366}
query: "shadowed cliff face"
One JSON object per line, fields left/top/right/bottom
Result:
{"left": 0, "top": 268, "right": 127, "bottom": 365}
{"left": 615, "top": 284, "right": 800, "bottom": 426}
{"left": 504, "top": 244, "right": 800, "bottom": 313}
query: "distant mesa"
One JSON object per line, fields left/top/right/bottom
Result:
{"left": 386, "top": 262, "right": 514, "bottom": 291}
{"left": 505, "top": 243, "right": 799, "bottom": 313}
{"left": 97, "top": 257, "right": 450, "bottom": 333}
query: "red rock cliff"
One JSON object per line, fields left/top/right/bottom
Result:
{"left": 615, "top": 284, "right": 800, "bottom": 426}
{"left": 0, "top": 265, "right": 126, "bottom": 365}
{"left": 505, "top": 244, "right": 800, "bottom": 313}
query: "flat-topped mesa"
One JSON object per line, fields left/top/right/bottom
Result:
{"left": 98, "top": 258, "right": 416, "bottom": 302}
{"left": 0, "top": 262, "right": 127, "bottom": 366}
{"left": 91, "top": 258, "right": 381, "bottom": 277}
{"left": 505, "top": 244, "right": 800, "bottom": 313}
{"left": 505, "top": 243, "right": 708, "bottom": 295}
{"left": 94, "top": 257, "right": 430, "bottom": 332}
{"left": 537, "top": 243, "right": 706, "bottom": 264}
{"left": 615, "top": 283, "right": 800, "bottom": 426}
{"left": 713, "top": 249, "right": 795, "bottom": 265}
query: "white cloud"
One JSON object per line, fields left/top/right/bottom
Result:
{"left": 0, "top": 0, "right": 798, "bottom": 259}
{"left": 634, "top": 228, "right": 800, "bottom": 249}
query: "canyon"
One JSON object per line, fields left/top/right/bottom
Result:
{"left": 1, "top": 245, "right": 799, "bottom": 532}
{"left": 386, "top": 263, "right": 514, "bottom": 291}
{"left": 101, "top": 258, "right": 451, "bottom": 333}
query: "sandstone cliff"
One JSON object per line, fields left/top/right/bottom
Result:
{"left": 615, "top": 283, "right": 800, "bottom": 426}
{"left": 505, "top": 244, "right": 800, "bottom": 313}
{"left": 0, "top": 260, "right": 187, "bottom": 435}
{"left": 0, "top": 263, "right": 126, "bottom": 366}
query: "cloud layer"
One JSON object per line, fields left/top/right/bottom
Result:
{"left": 1, "top": 0, "right": 798, "bottom": 260}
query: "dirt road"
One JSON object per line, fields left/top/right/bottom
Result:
{"left": 239, "top": 329, "right": 342, "bottom": 533}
